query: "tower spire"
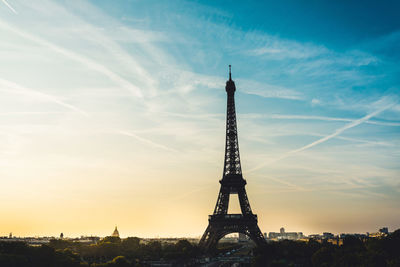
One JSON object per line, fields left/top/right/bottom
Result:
{"left": 229, "top": 65, "right": 232, "bottom": 80}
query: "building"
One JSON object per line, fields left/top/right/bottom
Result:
{"left": 340, "top": 233, "right": 368, "bottom": 239}
{"left": 379, "top": 227, "right": 389, "bottom": 234}
{"left": 323, "top": 232, "right": 334, "bottom": 239}
{"left": 309, "top": 234, "right": 322, "bottom": 240}
{"left": 268, "top": 227, "right": 303, "bottom": 240}
{"left": 112, "top": 226, "right": 120, "bottom": 238}
{"left": 368, "top": 227, "right": 389, "bottom": 238}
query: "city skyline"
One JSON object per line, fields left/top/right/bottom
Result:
{"left": 0, "top": 0, "right": 399, "bottom": 238}
{"left": 1, "top": 224, "right": 393, "bottom": 240}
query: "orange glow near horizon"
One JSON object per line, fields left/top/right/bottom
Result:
{"left": 1, "top": 0, "right": 399, "bottom": 240}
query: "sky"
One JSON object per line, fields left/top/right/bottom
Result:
{"left": 0, "top": 0, "right": 399, "bottom": 238}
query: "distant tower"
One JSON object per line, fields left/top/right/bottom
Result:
{"left": 9, "top": 232, "right": 12, "bottom": 239}
{"left": 60, "top": 233, "right": 64, "bottom": 239}
{"left": 280, "top": 227, "right": 285, "bottom": 234}
{"left": 112, "top": 226, "right": 120, "bottom": 237}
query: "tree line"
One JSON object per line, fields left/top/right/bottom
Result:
{"left": 253, "top": 229, "right": 400, "bottom": 266}
{"left": 1, "top": 229, "right": 399, "bottom": 266}
{"left": 0, "top": 236, "right": 199, "bottom": 267}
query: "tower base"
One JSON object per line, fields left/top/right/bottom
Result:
{"left": 199, "top": 214, "right": 266, "bottom": 251}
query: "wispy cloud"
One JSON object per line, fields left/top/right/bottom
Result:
{"left": 249, "top": 97, "right": 397, "bottom": 172}
{"left": 0, "top": 112, "right": 66, "bottom": 115}
{"left": 1, "top": 0, "right": 17, "bottom": 14}
{"left": 0, "top": 78, "right": 88, "bottom": 116}
{"left": 320, "top": 134, "right": 393, "bottom": 147}
{"left": 169, "top": 183, "right": 215, "bottom": 201}
{"left": 0, "top": 19, "right": 143, "bottom": 98}
{"left": 238, "top": 79, "right": 303, "bottom": 100}
{"left": 245, "top": 31, "right": 328, "bottom": 60}
{"left": 261, "top": 114, "right": 400, "bottom": 127}
{"left": 116, "top": 130, "right": 178, "bottom": 153}
{"left": 241, "top": 113, "right": 400, "bottom": 127}
{"left": 74, "top": 25, "right": 157, "bottom": 96}
{"left": 257, "top": 182, "right": 388, "bottom": 199}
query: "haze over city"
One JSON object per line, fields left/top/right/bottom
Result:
{"left": 0, "top": 0, "right": 399, "bottom": 240}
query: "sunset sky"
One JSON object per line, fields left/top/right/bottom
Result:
{"left": 0, "top": 0, "right": 399, "bottom": 238}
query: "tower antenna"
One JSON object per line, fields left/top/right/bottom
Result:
{"left": 229, "top": 65, "right": 232, "bottom": 80}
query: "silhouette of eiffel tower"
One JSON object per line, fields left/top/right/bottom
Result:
{"left": 199, "top": 66, "right": 266, "bottom": 251}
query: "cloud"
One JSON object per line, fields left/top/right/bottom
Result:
{"left": 249, "top": 96, "right": 397, "bottom": 172}
{"left": 156, "top": 69, "right": 223, "bottom": 95}
{"left": 106, "top": 26, "right": 168, "bottom": 43}
{"left": 247, "top": 35, "right": 327, "bottom": 60}
{"left": 0, "top": 78, "right": 89, "bottom": 116}
{"left": 116, "top": 130, "right": 178, "bottom": 153}
{"left": 1, "top": 0, "right": 17, "bottom": 14}
{"left": 244, "top": 113, "right": 400, "bottom": 127}
{"left": 323, "top": 135, "right": 392, "bottom": 147}
{"left": 238, "top": 79, "right": 303, "bottom": 100}
{"left": 311, "top": 98, "right": 321, "bottom": 105}
{"left": 0, "top": 19, "right": 143, "bottom": 98}
{"left": 70, "top": 25, "right": 158, "bottom": 96}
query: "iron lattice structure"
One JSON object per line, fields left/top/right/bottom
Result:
{"left": 199, "top": 66, "right": 266, "bottom": 251}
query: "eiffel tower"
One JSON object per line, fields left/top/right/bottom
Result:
{"left": 199, "top": 66, "right": 266, "bottom": 251}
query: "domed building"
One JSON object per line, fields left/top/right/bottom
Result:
{"left": 112, "top": 226, "right": 119, "bottom": 238}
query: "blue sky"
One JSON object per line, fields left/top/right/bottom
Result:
{"left": 0, "top": 0, "right": 399, "bottom": 237}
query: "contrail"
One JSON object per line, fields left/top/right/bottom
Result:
{"left": 1, "top": 0, "right": 17, "bottom": 14}
{"left": 80, "top": 25, "right": 156, "bottom": 96}
{"left": 117, "top": 130, "right": 178, "bottom": 153}
{"left": 248, "top": 114, "right": 400, "bottom": 127}
{"left": 0, "top": 19, "right": 142, "bottom": 98}
{"left": 0, "top": 78, "right": 89, "bottom": 116}
{"left": 249, "top": 100, "right": 396, "bottom": 173}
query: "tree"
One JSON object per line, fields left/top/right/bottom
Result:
{"left": 122, "top": 237, "right": 140, "bottom": 250}
{"left": 111, "top": 256, "right": 130, "bottom": 266}
{"left": 99, "top": 236, "right": 121, "bottom": 244}
{"left": 311, "top": 246, "right": 335, "bottom": 266}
